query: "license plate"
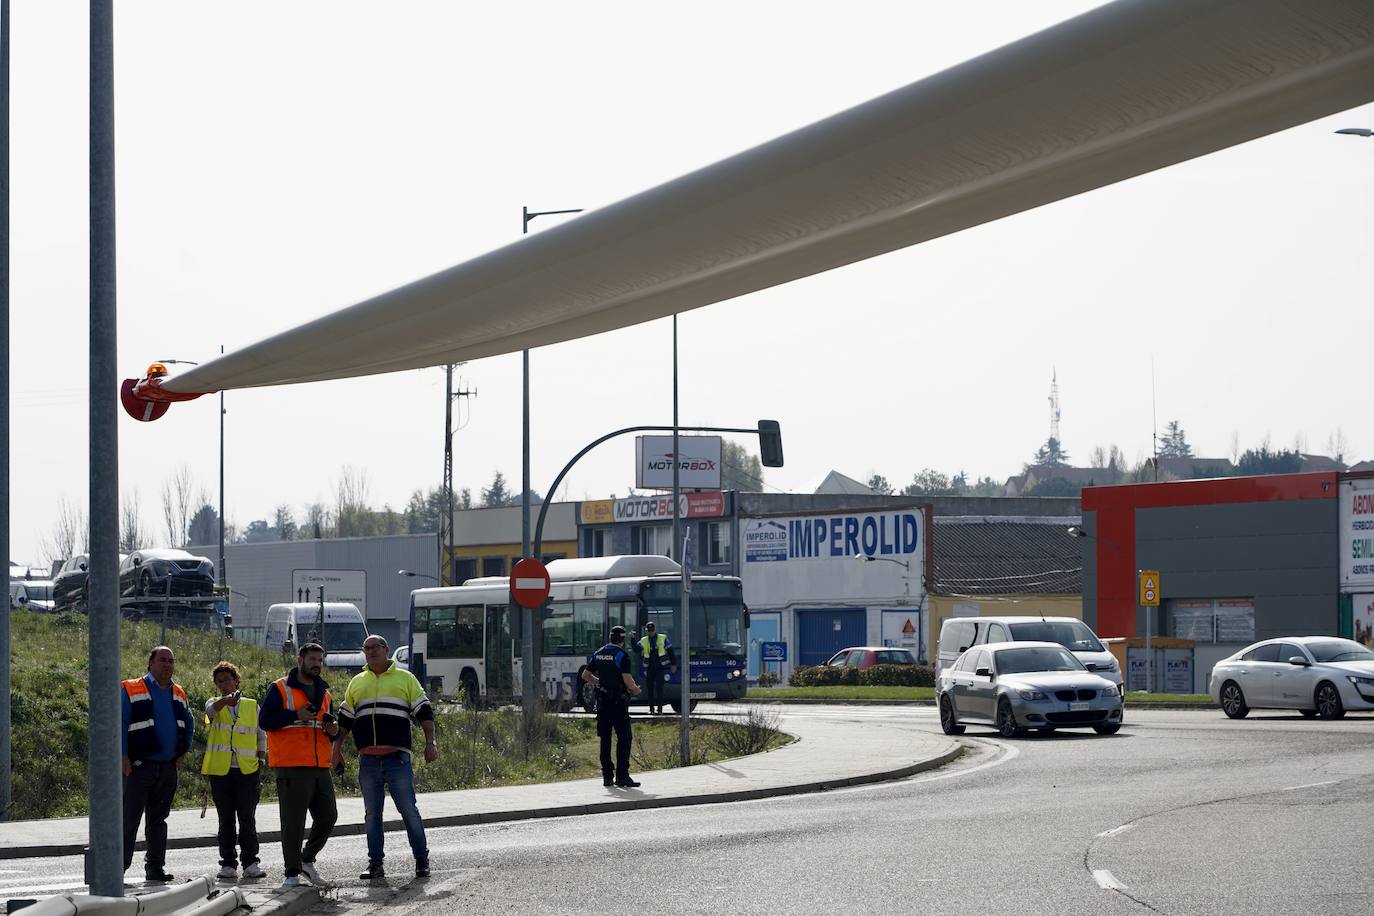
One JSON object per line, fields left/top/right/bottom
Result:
{"left": 1069, "top": 702, "right": 1089, "bottom": 711}
{"left": 689, "top": 692, "right": 715, "bottom": 699}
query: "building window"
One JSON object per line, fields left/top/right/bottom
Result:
{"left": 453, "top": 557, "right": 477, "bottom": 585}
{"left": 482, "top": 556, "right": 506, "bottom": 578}
{"left": 587, "top": 528, "right": 609, "bottom": 557}
{"left": 707, "top": 521, "right": 731, "bottom": 565}
{"left": 637, "top": 525, "right": 672, "bottom": 557}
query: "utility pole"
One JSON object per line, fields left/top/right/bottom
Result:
{"left": 439, "top": 365, "right": 474, "bottom": 586}
{"left": 0, "top": 0, "right": 11, "bottom": 826}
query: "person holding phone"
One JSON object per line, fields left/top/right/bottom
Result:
{"left": 202, "top": 661, "right": 267, "bottom": 880}
{"left": 260, "top": 644, "right": 339, "bottom": 887}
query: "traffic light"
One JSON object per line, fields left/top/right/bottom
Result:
{"left": 757, "top": 419, "right": 784, "bottom": 467}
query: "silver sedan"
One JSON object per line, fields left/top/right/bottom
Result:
{"left": 1208, "top": 636, "right": 1374, "bottom": 719}
{"left": 936, "top": 641, "right": 1124, "bottom": 738}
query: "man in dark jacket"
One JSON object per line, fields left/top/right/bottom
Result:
{"left": 580, "top": 626, "right": 642, "bottom": 787}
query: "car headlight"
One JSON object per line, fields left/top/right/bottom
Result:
{"left": 1017, "top": 689, "right": 1047, "bottom": 700}
{"left": 1101, "top": 684, "right": 1120, "bottom": 697}
{"left": 1347, "top": 676, "right": 1374, "bottom": 688}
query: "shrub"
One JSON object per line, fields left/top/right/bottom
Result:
{"left": 756, "top": 671, "right": 779, "bottom": 688}
{"left": 705, "top": 706, "right": 782, "bottom": 757}
{"left": 787, "top": 663, "right": 935, "bottom": 688}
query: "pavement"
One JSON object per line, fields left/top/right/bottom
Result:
{"left": 0, "top": 706, "right": 959, "bottom": 915}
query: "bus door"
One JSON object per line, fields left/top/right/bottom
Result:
{"left": 610, "top": 599, "right": 640, "bottom": 683}
{"left": 485, "top": 604, "right": 514, "bottom": 695}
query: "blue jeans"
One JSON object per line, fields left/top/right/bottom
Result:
{"left": 358, "top": 753, "right": 429, "bottom": 865}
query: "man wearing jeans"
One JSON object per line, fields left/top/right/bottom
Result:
{"left": 334, "top": 635, "right": 437, "bottom": 880}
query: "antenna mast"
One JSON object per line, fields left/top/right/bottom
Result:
{"left": 441, "top": 365, "right": 476, "bottom": 585}
{"left": 1048, "top": 368, "right": 1061, "bottom": 444}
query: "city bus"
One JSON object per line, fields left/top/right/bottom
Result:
{"left": 407, "top": 555, "right": 749, "bottom": 709}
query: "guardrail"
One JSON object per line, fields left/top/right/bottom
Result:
{"left": 15, "top": 877, "right": 243, "bottom": 916}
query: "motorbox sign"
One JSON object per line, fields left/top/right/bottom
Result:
{"left": 1340, "top": 477, "right": 1374, "bottom": 588}
{"left": 613, "top": 491, "right": 724, "bottom": 522}
{"left": 635, "top": 435, "right": 722, "bottom": 490}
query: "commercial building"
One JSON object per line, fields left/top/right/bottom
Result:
{"left": 447, "top": 502, "right": 578, "bottom": 584}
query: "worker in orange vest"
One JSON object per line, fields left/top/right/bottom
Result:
{"left": 260, "top": 643, "right": 340, "bottom": 887}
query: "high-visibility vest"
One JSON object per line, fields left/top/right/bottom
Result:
{"left": 201, "top": 698, "right": 261, "bottom": 775}
{"left": 266, "top": 678, "right": 333, "bottom": 768}
{"left": 639, "top": 634, "right": 671, "bottom": 660}
{"left": 123, "top": 676, "right": 190, "bottom": 761}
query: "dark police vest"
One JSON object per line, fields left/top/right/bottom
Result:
{"left": 590, "top": 643, "right": 630, "bottom": 702}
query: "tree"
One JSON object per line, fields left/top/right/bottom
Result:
{"left": 334, "top": 466, "right": 373, "bottom": 538}
{"left": 1234, "top": 447, "right": 1302, "bottom": 476}
{"left": 159, "top": 465, "right": 196, "bottom": 548}
{"left": 120, "top": 490, "right": 148, "bottom": 552}
{"left": 299, "top": 503, "right": 330, "bottom": 539}
{"left": 273, "top": 505, "right": 297, "bottom": 541}
{"left": 188, "top": 504, "right": 219, "bottom": 547}
{"left": 481, "top": 471, "right": 512, "bottom": 508}
{"left": 902, "top": 469, "right": 958, "bottom": 497}
{"left": 243, "top": 519, "right": 275, "bottom": 543}
{"left": 721, "top": 440, "right": 764, "bottom": 492}
{"left": 1327, "top": 427, "right": 1349, "bottom": 467}
{"left": 867, "top": 474, "right": 894, "bottom": 496}
{"left": 1032, "top": 437, "right": 1069, "bottom": 468}
{"left": 1027, "top": 477, "right": 1084, "bottom": 497}
{"left": 970, "top": 476, "right": 1002, "bottom": 497}
{"left": 1158, "top": 421, "right": 1192, "bottom": 459}
{"left": 41, "top": 497, "right": 87, "bottom": 565}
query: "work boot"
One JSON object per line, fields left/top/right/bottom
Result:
{"left": 615, "top": 777, "right": 641, "bottom": 788}
{"left": 360, "top": 862, "right": 386, "bottom": 881}
{"left": 415, "top": 860, "right": 430, "bottom": 879}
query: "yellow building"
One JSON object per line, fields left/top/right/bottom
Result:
{"left": 446, "top": 502, "right": 578, "bottom": 585}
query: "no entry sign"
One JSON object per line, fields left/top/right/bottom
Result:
{"left": 510, "top": 557, "right": 552, "bottom": 609}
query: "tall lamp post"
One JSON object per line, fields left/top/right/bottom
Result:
{"left": 518, "top": 205, "right": 582, "bottom": 724}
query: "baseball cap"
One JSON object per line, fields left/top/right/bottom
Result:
{"left": 610, "top": 625, "right": 627, "bottom": 638}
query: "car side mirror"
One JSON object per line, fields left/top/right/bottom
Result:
{"left": 17, "top": 595, "right": 28, "bottom": 605}
{"left": 975, "top": 666, "right": 991, "bottom": 678}
{"left": 958, "top": 645, "right": 969, "bottom": 653}
{"left": 79, "top": 562, "right": 88, "bottom": 572}
{"left": 1288, "top": 656, "right": 1310, "bottom": 667}
{"left": 132, "top": 556, "right": 142, "bottom": 567}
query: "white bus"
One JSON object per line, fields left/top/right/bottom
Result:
{"left": 407, "top": 555, "right": 749, "bottom": 709}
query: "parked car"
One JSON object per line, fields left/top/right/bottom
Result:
{"left": 264, "top": 602, "right": 369, "bottom": 673}
{"left": 824, "top": 647, "right": 918, "bottom": 668}
{"left": 936, "top": 641, "right": 1123, "bottom": 738}
{"left": 9, "top": 579, "right": 56, "bottom": 612}
{"left": 1209, "top": 637, "right": 1374, "bottom": 720}
{"left": 118, "top": 549, "right": 216, "bottom": 601}
{"left": 391, "top": 644, "right": 411, "bottom": 671}
{"left": 936, "top": 615, "right": 1122, "bottom": 687}
{"left": 54, "top": 555, "right": 92, "bottom": 610}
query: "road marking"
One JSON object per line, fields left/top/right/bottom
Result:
{"left": 1281, "top": 779, "right": 1338, "bottom": 791}
{"left": 1097, "top": 823, "right": 1136, "bottom": 838}
{"left": 0, "top": 874, "right": 85, "bottom": 888}
{"left": 1093, "top": 869, "right": 1129, "bottom": 891}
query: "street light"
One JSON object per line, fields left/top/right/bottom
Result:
{"left": 854, "top": 554, "right": 911, "bottom": 571}
{"left": 1335, "top": 127, "right": 1374, "bottom": 137}
{"left": 398, "top": 569, "right": 439, "bottom": 583}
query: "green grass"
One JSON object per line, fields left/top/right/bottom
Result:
{"left": 748, "top": 686, "right": 935, "bottom": 701}
{"left": 7, "top": 610, "right": 789, "bottom": 820}
{"left": 1124, "top": 691, "right": 1214, "bottom": 705}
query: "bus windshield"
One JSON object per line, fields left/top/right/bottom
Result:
{"left": 642, "top": 580, "right": 745, "bottom": 658}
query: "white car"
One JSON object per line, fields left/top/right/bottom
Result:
{"left": 1209, "top": 637, "right": 1374, "bottom": 719}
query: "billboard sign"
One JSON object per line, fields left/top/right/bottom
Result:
{"left": 1340, "top": 477, "right": 1374, "bottom": 588}
{"left": 612, "top": 491, "right": 724, "bottom": 522}
{"left": 291, "top": 568, "right": 367, "bottom": 616}
{"left": 635, "top": 435, "right": 722, "bottom": 490}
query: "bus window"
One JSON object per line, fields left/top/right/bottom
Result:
{"left": 574, "top": 600, "right": 604, "bottom": 655}
{"left": 427, "top": 605, "right": 483, "bottom": 658}
{"left": 543, "top": 601, "right": 576, "bottom": 656}
{"left": 642, "top": 580, "right": 745, "bottom": 658}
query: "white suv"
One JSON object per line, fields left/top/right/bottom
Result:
{"left": 936, "top": 616, "right": 1121, "bottom": 688}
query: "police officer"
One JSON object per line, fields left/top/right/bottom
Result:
{"left": 580, "top": 626, "right": 642, "bottom": 787}
{"left": 638, "top": 621, "right": 677, "bottom": 715}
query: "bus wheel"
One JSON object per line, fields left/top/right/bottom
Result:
{"left": 460, "top": 671, "right": 481, "bottom": 709}
{"left": 579, "top": 681, "right": 598, "bottom": 714}
{"left": 668, "top": 699, "right": 699, "bottom": 714}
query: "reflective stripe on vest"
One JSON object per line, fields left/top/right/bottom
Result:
{"left": 639, "top": 634, "right": 670, "bottom": 659}
{"left": 123, "top": 676, "right": 190, "bottom": 761}
{"left": 266, "top": 678, "right": 332, "bottom": 768}
{"left": 201, "top": 698, "right": 260, "bottom": 775}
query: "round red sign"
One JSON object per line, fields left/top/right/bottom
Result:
{"left": 510, "top": 557, "right": 552, "bottom": 609}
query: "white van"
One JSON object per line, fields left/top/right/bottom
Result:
{"left": 264, "top": 602, "right": 369, "bottom": 674}
{"left": 936, "top": 615, "right": 1122, "bottom": 688}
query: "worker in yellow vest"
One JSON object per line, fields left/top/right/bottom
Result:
{"left": 202, "top": 661, "right": 268, "bottom": 881}
{"left": 638, "top": 621, "right": 677, "bottom": 715}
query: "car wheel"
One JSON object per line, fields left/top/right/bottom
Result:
{"left": 1220, "top": 681, "right": 1249, "bottom": 719}
{"left": 668, "top": 700, "right": 700, "bottom": 714}
{"left": 139, "top": 569, "right": 156, "bottom": 597}
{"left": 1314, "top": 682, "right": 1345, "bottom": 719}
{"left": 1093, "top": 723, "right": 1121, "bottom": 735}
{"left": 938, "top": 695, "right": 965, "bottom": 735}
{"left": 995, "top": 698, "right": 1022, "bottom": 739}
{"left": 1299, "top": 709, "right": 1316, "bottom": 718}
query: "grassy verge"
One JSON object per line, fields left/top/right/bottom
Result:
{"left": 1124, "top": 692, "right": 1214, "bottom": 705}
{"left": 7, "top": 610, "right": 789, "bottom": 820}
{"left": 748, "top": 686, "right": 935, "bottom": 701}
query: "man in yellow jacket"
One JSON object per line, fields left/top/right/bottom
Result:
{"left": 202, "top": 661, "right": 268, "bottom": 881}
{"left": 334, "top": 635, "right": 436, "bottom": 881}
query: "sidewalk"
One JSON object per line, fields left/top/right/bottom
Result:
{"left": 0, "top": 706, "right": 959, "bottom": 861}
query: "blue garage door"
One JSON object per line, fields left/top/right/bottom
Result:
{"left": 797, "top": 608, "right": 867, "bottom": 667}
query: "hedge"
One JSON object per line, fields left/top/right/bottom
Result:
{"left": 788, "top": 663, "right": 935, "bottom": 688}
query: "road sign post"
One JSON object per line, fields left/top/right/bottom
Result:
{"left": 1139, "top": 570, "right": 1161, "bottom": 692}
{"left": 510, "top": 557, "right": 552, "bottom": 610}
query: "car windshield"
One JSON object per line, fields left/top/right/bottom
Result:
{"left": 17, "top": 584, "right": 53, "bottom": 600}
{"left": 642, "top": 580, "right": 745, "bottom": 658}
{"left": 298, "top": 621, "right": 368, "bottom": 652}
{"left": 1007, "top": 620, "right": 1104, "bottom": 652}
{"left": 995, "top": 646, "right": 1085, "bottom": 674}
{"left": 1306, "top": 640, "right": 1374, "bottom": 663}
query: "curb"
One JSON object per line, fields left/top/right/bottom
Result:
{"left": 240, "top": 885, "right": 320, "bottom": 916}
{"left": 0, "top": 745, "right": 963, "bottom": 861}
{"left": 749, "top": 697, "right": 1220, "bottom": 711}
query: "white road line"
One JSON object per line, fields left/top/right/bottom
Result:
{"left": 0, "top": 874, "right": 85, "bottom": 888}
{"left": 0, "top": 881, "right": 90, "bottom": 895}
{"left": 1281, "top": 779, "right": 1339, "bottom": 791}
{"left": 1096, "top": 824, "right": 1136, "bottom": 838}
{"left": 1093, "top": 869, "right": 1129, "bottom": 891}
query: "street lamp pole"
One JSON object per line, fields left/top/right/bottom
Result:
{"left": 519, "top": 205, "right": 582, "bottom": 723}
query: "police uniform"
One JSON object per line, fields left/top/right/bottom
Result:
{"left": 588, "top": 634, "right": 636, "bottom": 787}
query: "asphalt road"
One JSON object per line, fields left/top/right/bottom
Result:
{"left": 5, "top": 705, "right": 1372, "bottom": 915}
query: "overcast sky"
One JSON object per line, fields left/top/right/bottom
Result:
{"left": 8, "top": 1, "right": 1374, "bottom": 564}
